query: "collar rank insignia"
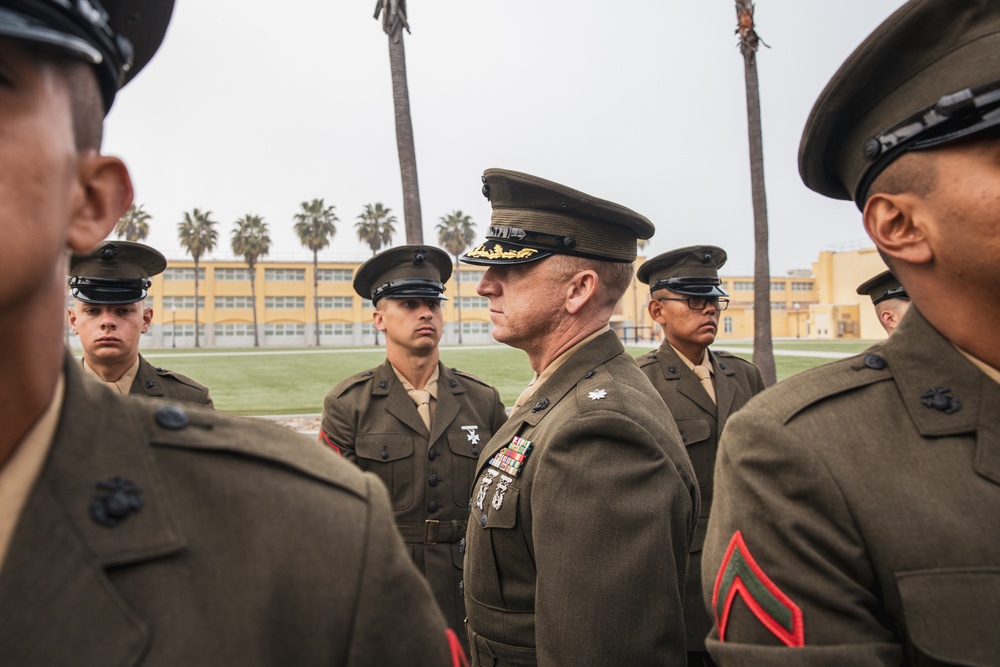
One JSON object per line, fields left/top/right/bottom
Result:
{"left": 588, "top": 389, "right": 607, "bottom": 400}
{"left": 462, "top": 424, "right": 481, "bottom": 445}
{"left": 488, "top": 435, "right": 533, "bottom": 478}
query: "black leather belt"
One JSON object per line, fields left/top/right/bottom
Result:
{"left": 396, "top": 519, "right": 466, "bottom": 545}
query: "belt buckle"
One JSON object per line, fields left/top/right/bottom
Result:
{"left": 424, "top": 519, "right": 440, "bottom": 545}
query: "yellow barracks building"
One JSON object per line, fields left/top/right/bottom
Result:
{"left": 70, "top": 247, "right": 891, "bottom": 349}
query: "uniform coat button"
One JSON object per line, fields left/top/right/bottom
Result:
{"left": 155, "top": 404, "right": 189, "bottom": 430}
{"left": 428, "top": 474, "right": 440, "bottom": 487}
{"left": 480, "top": 514, "right": 488, "bottom": 527}
{"left": 428, "top": 501, "right": 440, "bottom": 513}
{"left": 428, "top": 448, "right": 438, "bottom": 460}
{"left": 380, "top": 450, "right": 389, "bottom": 460}
{"left": 864, "top": 353, "right": 887, "bottom": 370}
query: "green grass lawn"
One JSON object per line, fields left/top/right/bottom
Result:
{"left": 138, "top": 340, "right": 863, "bottom": 414}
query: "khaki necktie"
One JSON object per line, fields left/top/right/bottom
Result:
{"left": 411, "top": 389, "right": 432, "bottom": 431}
{"left": 512, "top": 376, "right": 539, "bottom": 412}
{"left": 693, "top": 364, "right": 716, "bottom": 405}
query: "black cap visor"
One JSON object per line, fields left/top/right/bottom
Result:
{"left": 372, "top": 278, "right": 447, "bottom": 304}
{"left": 70, "top": 276, "right": 149, "bottom": 304}
{"left": 651, "top": 277, "right": 728, "bottom": 298}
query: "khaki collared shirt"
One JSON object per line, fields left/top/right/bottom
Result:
{"left": 392, "top": 363, "right": 440, "bottom": 426}
{"left": 513, "top": 325, "right": 611, "bottom": 411}
{"left": 0, "top": 373, "right": 64, "bottom": 571}
{"left": 83, "top": 357, "right": 140, "bottom": 396}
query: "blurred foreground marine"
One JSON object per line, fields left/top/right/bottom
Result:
{"left": 0, "top": 1, "right": 464, "bottom": 664}
{"left": 68, "top": 241, "right": 214, "bottom": 406}
{"left": 320, "top": 244, "right": 506, "bottom": 650}
{"left": 857, "top": 269, "right": 911, "bottom": 335}
{"left": 635, "top": 245, "right": 764, "bottom": 667}
{"left": 461, "top": 168, "right": 699, "bottom": 666}
{"left": 703, "top": 0, "right": 1000, "bottom": 664}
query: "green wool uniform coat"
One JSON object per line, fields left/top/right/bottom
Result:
{"left": 321, "top": 360, "right": 507, "bottom": 636}
{"left": 703, "top": 307, "right": 1000, "bottom": 666}
{"left": 130, "top": 354, "right": 214, "bottom": 407}
{"left": 464, "top": 331, "right": 700, "bottom": 667}
{"left": 0, "top": 356, "right": 459, "bottom": 666}
{"left": 636, "top": 344, "right": 765, "bottom": 653}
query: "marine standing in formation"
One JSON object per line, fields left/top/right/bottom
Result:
{"left": 0, "top": 1, "right": 464, "bottom": 664}
{"left": 460, "top": 168, "right": 699, "bottom": 666}
{"left": 856, "top": 269, "right": 911, "bottom": 336}
{"left": 634, "top": 245, "right": 765, "bottom": 667}
{"left": 68, "top": 240, "right": 214, "bottom": 406}
{"left": 703, "top": 0, "right": 1000, "bottom": 663}
{"left": 320, "top": 244, "right": 506, "bottom": 649}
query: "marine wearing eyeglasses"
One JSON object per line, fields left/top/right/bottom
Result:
{"left": 702, "top": 0, "right": 1000, "bottom": 663}
{"left": 634, "top": 245, "right": 765, "bottom": 667}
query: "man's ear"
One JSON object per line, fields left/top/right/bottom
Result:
{"left": 142, "top": 307, "right": 153, "bottom": 333}
{"left": 67, "top": 306, "right": 78, "bottom": 332}
{"left": 863, "top": 192, "right": 933, "bottom": 266}
{"left": 564, "top": 269, "right": 598, "bottom": 315}
{"left": 373, "top": 310, "right": 386, "bottom": 332}
{"left": 67, "top": 152, "right": 133, "bottom": 253}
{"left": 647, "top": 296, "right": 667, "bottom": 325}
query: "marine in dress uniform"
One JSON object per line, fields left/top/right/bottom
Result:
{"left": 320, "top": 245, "right": 507, "bottom": 646}
{"left": 68, "top": 241, "right": 214, "bottom": 407}
{"left": 0, "top": 2, "right": 464, "bottom": 664}
{"left": 857, "top": 269, "right": 911, "bottom": 336}
{"left": 634, "top": 246, "right": 765, "bottom": 666}
{"left": 461, "top": 169, "right": 700, "bottom": 666}
{"left": 703, "top": 1, "right": 1000, "bottom": 664}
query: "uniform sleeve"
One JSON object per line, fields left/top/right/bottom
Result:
{"left": 320, "top": 391, "right": 358, "bottom": 461}
{"left": 201, "top": 388, "right": 215, "bottom": 409}
{"left": 702, "top": 409, "right": 903, "bottom": 666}
{"left": 345, "top": 475, "right": 465, "bottom": 667}
{"left": 532, "top": 411, "right": 693, "bottom": 666}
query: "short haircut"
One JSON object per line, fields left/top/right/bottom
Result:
{"left": 867, "top": 150, "right": 937, "bottom": 201}
{"left": 550, "top": 255, "right": 634, "bottom": 310}
{"left": 52, "top": 55, "right": 104, "bottom": 151}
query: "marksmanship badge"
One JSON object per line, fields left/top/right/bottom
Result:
{"left": 475, "top": 468, "right": 499, "bottom": 510}
{"left": 488, "top": 436, "right": 533, "bottom": 478}
{"left": 491, "top": 474, "right": 514, "bottom": 510}
{"left": 462, "top": 425, "right": 481, "bottom": 446}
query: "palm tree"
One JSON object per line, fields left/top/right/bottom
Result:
{"left": 177, "top": 208, "right": 218, "bottom": 348}
{"left": 436, "top": 210, "right": 477, "bottom": 344}
{"left": 736, "top": 0, "right": 776, "bottom": 385}
{"left": 373, "top": 0, "right": 423, "bottom": 243}
{"left": 231, "top": 214, "right": 271, "bottom": 348}
{"left": 293, "top": 199, "right": 338, "bottom": 346}
{"left": 355, "top": 203, "right": 397, "bottom": 256}
{"left": 115, "top": 203, "right": 151, "bottom": 241}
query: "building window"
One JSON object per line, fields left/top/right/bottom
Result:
{"left": 770, "top": 281, "right": 786, "bottom": 291}
{"left": 265, "top": 323, "right": 305, "bottom": 336}
{"left": 162, "top": 324, "right": 204, "bottom": 338}
{"left": 317, "top": 268, "right": 353, "bottom": 282}
{"left": 791, "top": 281, "right": 813, "bottom": 291}
{"left": 456, "top": 296, "right": 489, "bottom": 309}
{"left": 145, "top": 296, "right": 154, "bottom": 309}
{"left": 163, "top": 267, "right": 204, "bottom": 281}
{"left": 361, "top": 323, "right": 376, "bottom": 336}
{"left": 215, "top": 268, "right": 250, "bottom": 281}
{"left": 733, "top": 281, "right": 753, "bottom": 291}
{"left": 361, "top": 299, "right": 374, "bottom": 309}
{"left": 457, "top": 270, "right": 484, "bottom": 284}
{"left": 215, "top": 296, "right": 254, "bottom": 309}
{"left": 723, "top": 316, "right": 733, "bottom": 334}
{"left": 264, "top": 268, "right": 305, "bottom": 282}
{"left": 320, "top": 323, "right": 354, "bottom": 336}
{"left": 770, "top": 302, "right": 786, "bottom": 310}
{"left": 461, "top": 322, "right": 491, "bottom": 334}
{"left": 214, "top": 323, "right": 253, "bottom": 337}
{"left": 265, "top": 296, "right": 305, "bottom": 309}
{"left": 162, "top": 296, "right": 204, "bottom": 309}
{"left": 317, "top": 296, "right": 353, "bottom": 309}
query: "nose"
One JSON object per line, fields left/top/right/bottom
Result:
{"left": 477, "top": 267, "right": 500, "bottom": 297}
{"left": 99, "top": 312, "right": 117, "bottom": 330}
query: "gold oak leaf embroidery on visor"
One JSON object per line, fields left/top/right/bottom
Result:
{"left": 712, "top": 530, "right": 805, "bottom": 647}
{"left": 466, "top": 243, "right": 539, "bottom": 260}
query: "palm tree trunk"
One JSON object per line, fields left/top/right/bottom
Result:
{"left": 388, "top": 33, "right": 423, "bottom": 244}
{"left": 454, "top": 254, "right": 463, "bottom": 345}
{"left": 193, "top": 259, "right": 201, "bottom": 348}
{"left": 742, "top": 46, "right": 777, "bottom": 386}
{"left": 250, "top": 268, "right": 259, "bottom": 348}
{"left": 312, "top": 251, "right": 320, "bottom": 347}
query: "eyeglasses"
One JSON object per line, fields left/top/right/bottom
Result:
{"left": 656, "top": 297, "right": 729, "bottom": 311}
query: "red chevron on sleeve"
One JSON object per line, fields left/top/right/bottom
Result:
{"left": 319, "top": 430, "right": 341, "bottom": 456}
{"left": 712, "top": 530, "right": 805, "bottom": 647}
{"left": 446, "top": 629, "right": 469, "bottom": 667}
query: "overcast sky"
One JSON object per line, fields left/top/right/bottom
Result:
{"left": 103, "top": 0, "right": 905, "bottom": 276}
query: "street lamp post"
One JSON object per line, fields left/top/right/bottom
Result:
{"left": 793, "top": 303, "right": 801, "bottom": 339}
{"left": 172, "top": 309, "right": 176, "bottom": 348}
